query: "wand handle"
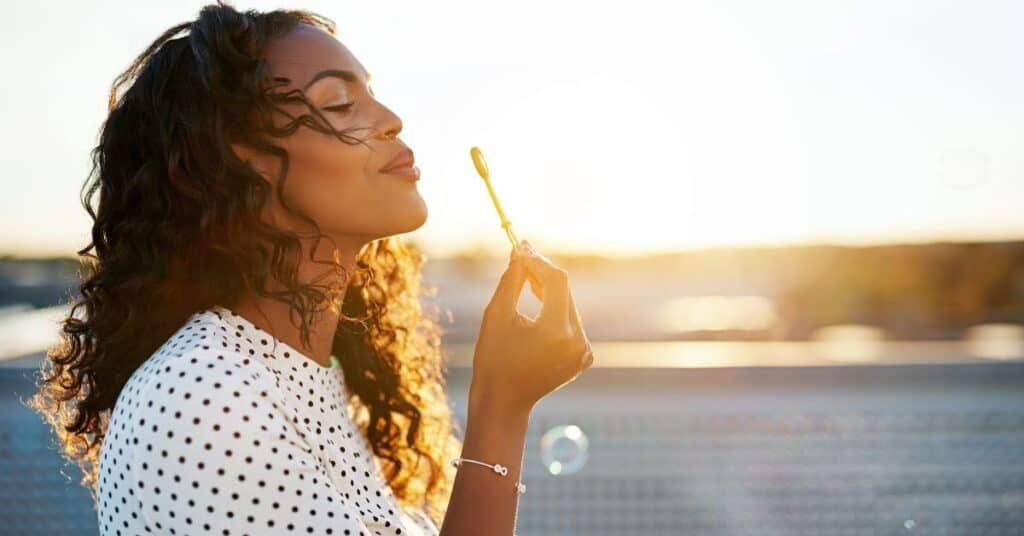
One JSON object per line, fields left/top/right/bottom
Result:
{"left": 470, "top": 146, "right": 520, "bottom": 251}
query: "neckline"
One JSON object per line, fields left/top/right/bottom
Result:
{"left": 206, "top": 304, "right": 341, "bottom": 379}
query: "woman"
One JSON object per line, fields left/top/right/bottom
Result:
{"left": 30, "top": 2, "right": 593, "bottom": 535}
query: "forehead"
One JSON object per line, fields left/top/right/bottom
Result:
{"left": 263, "top": 23, "right": 371, "bottom": 91}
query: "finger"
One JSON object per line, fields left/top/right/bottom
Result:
{"left": 526, "top": 270, "right": 543, "bottom": 301}
{"left": 512, "top": 309, "right": 534, "bottom": 328}
{"left": 579, "top": 344, "right": 592, "bottom": 362}
{"left": 486, "top": 250, "right": 527, "bottom": 318}
{"left": 519, "top": 254, "right": 569, "bottom": 328}
{"left": 566, "top": 284, "right": 586, "bottom": 340}
{"left": 574, "top": 322, "right": 592, "bottom": 369}
{"left": 517, "top": 241, "right": 544, "bottom": 301}
{"left": 565, "top": 289, "right": 592, "bottom": 369}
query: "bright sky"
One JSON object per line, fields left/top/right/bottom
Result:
{"left": 3, "top": 0, "right": 1021, "bottom": 257}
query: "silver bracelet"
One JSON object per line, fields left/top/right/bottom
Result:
{"left": 451, "top": 457, "right": 527, "bottom": 494}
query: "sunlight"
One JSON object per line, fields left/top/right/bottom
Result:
{"left": 655, "top": 295, "right": 780, "bottom": 334}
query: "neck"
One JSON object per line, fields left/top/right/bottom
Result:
{"left": 227, "top": 239, "right": 362, "bottom": 368}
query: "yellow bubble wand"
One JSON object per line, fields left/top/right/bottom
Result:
{"left": 470, "top": 146, "right": 520, "bottom": 251}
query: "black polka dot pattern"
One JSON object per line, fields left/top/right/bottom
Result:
{"left": 96, "top": 305, "right": 439, "bottom": 535}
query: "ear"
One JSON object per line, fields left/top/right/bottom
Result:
{"left": 230, "top": 141, "right": 275, "bottom": 183}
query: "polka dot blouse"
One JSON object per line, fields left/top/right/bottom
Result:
{"left": 96, "top": 305, "right": 440, "bottom": 536}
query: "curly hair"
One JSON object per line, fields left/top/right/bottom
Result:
{"left": 26, "top": 1, "right": 461, "bottom": 527}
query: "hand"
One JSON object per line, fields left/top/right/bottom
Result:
{"left": 468, "top": 240, "right": 594, "bottom": 416}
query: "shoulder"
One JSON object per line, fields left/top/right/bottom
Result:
{"left": 130, "top": 345, "right": 285, "bottom": 430}
{"left": 113, "top": 346, "right": 371, "bottom": 534}
{"left": 121, "top": 309, "right": 264, "bottom": 391}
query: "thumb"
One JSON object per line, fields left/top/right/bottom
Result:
{"left": 487, "top": 252, "right": 526, "bottom": 317}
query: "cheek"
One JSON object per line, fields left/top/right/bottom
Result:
{"left": 290, "top": 126, "right": 369, "bottom": 181}
{"left": 280, "top": 130, "right": 375, "bottom": 229}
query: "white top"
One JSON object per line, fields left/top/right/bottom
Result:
{"left": 96, "top": 305, "right": 440, "bottom": 536}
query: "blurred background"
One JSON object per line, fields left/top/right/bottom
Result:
{"left": 3, "top": 0, "right": 1023, "bottom": 534}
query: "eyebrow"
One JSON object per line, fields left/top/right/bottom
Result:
{"left": 302, "top": 68, "right": 373, "bottom": 91}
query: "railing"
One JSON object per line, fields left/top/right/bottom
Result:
{"left": 4, "top": 354, "right": 1023, "bottom": 535}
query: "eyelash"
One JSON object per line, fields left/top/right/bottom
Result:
{"left": 324, "top": 103, "right": 354, "bottom": 115}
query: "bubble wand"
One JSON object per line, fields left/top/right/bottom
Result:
{"left": 470, "top": 146, "right": 520, "bottom": 251}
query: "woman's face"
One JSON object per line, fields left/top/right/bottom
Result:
{"left": 247, "top": 23, "right": 427, "bottom": 249}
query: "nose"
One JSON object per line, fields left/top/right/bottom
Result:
{"left": 376, "top": 107, "right": 403, "bottom": 141}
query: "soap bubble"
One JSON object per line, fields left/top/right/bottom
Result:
{"left": 540, "top": 424, "right": 589, "bottom": 475}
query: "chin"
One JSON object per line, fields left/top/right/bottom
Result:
{"left": 389, "top": 198, "right": 429, "bottom": 235}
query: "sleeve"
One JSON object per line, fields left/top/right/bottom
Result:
{"left": 128, "top": 350, "right": 373, "bottom": 535}
{"left": 406, "top": 508, "right": 441, "bottom": 536}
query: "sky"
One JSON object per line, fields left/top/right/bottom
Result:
{"left": 2, "top": 0, "right": 1022, "bottom": 258}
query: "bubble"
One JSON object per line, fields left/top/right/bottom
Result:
{"left": 540, "top": 423, "right": 589, "bottom": 476}
{"left": 904, "top": 519, "right": 916, "bottom": 531}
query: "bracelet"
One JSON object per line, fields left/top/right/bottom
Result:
{"left": 451, "top": 457, "right": 527, "bottom": 494}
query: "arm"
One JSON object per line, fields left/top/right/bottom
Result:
{"left": 437, "top": 241, "right": 592, "bottom": 535}
{"left": 439, "top": 396, "right": 531, "bottom": 536}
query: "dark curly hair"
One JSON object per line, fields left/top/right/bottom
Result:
{"left": 27, "top": 0, "right": 461, "bottom": 526}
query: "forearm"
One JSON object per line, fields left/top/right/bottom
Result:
{"left": 439, "top": 399, "right": 531, "bottom": 536}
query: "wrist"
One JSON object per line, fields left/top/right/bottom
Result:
{"left": 468, "top": 385, "right": 532, "bottom": 424}
{"left": 463, "top": 396, "right": 531, "bottom": 458}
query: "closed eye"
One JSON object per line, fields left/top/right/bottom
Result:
{"left": 324, "top": 103, "right": 354, "bottom": 115}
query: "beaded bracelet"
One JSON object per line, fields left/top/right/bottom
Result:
{"left": 451, "top": 457, "right": 527, "bottom": 494}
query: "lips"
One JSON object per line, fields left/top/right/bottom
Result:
{"left": 379, "top": 148, "right": 415, "bottom": 173}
